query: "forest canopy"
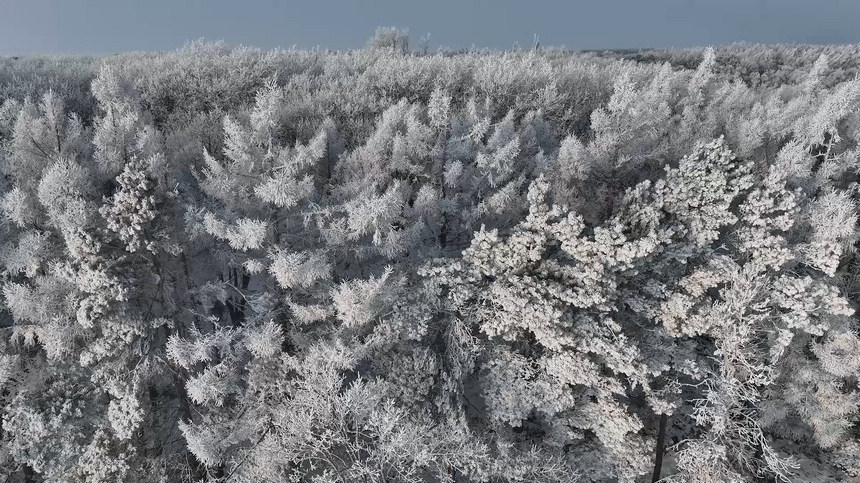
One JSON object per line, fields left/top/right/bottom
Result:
{"left": 2, "top": 34, "right": 860, "bottom": 482}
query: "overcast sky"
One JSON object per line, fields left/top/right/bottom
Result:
{"left": 1, "top": 0, "right": 859, "bottom": 55}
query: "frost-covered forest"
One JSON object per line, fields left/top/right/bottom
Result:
{"left": 3, "top": 31, "right": 860, "bottom": 482}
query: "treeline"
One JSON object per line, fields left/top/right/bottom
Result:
{"left": 1, "top": 35, "right": 860, "bottom": 482}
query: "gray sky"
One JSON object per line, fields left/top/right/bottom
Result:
{"left": 1, "top": 0, "right": 859, "bottom": 55}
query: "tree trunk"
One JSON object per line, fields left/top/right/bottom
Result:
{"left": 22, "top": 463, "right": 36, "bottom": 483}
{"left": 651, "top": 413, "right": 669, "bottom": 482}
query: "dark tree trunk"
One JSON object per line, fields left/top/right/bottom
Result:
{"left": 652, "top": 413, "right": 669, "bottom": 483}
{"left": 23, "top": 463, "right": 36, "bottom": 483}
